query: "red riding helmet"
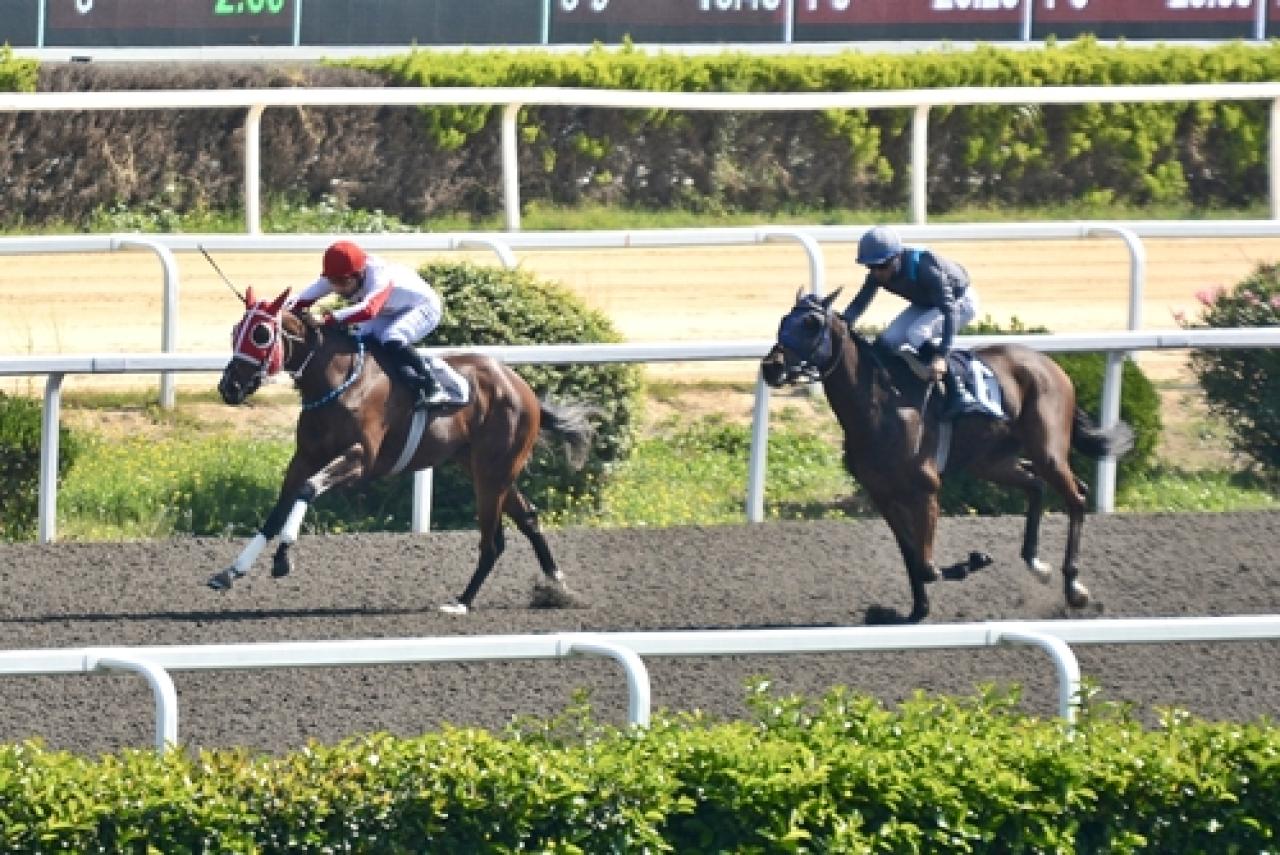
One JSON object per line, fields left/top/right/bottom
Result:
{"left": 322, "top": 240, "right": 367, "bottom": 279}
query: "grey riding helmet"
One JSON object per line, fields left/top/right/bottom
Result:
{"left": 856, "top": 226, "right": 903, "bottom": 266}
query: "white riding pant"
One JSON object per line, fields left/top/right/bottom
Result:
{"left": 355, "top": 297, "right": 442, "bottom": 347}
{"left": 879, "top": 289, "right": 979, "bottom": 352}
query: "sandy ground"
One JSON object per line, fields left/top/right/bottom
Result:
{"left": 3, "top": 235, "right": 1277, "bottom": 396}
{"left": 0, "top": 511, "right": 1276, "bottom": 756}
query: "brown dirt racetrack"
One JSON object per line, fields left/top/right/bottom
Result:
{"left": 1, "top": 510, "right": 1277, "bottom": 756}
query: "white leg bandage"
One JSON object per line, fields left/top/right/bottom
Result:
{"left": 280, "top": 499, "right": 310, "bottom": 544}
{"left": 232, "top": 533, "right": 267, "bottom": 575}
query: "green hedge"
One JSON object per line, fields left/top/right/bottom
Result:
{"left": 353, "top": 39, "right": 1280, "bottom": 217}
{"left": 0, "top": 392, "right": 81, "bottom": 541}
{"left": 6, "top": 41, "right": 1280, "bottom": 227}
{"left": 3, "top": 685, "right": 1278, "bottom": 853}
{"left": 1187, "top": 262, "right": 1280, "bottom": 479}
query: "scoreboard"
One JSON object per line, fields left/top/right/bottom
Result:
{"left": 3, "top": 0, "right": 1272, "bottom": 49}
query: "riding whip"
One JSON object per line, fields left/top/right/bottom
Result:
{"left": 198, "top": 244, "right": 245, "bottom": 301}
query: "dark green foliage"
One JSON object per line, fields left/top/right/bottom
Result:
{"left": 1186, "top": 263, "right": 1280, "bottom": 479}
{"left": 7, "top": 42, "right": 1280, "bottom": 226}
{"left": 938, "top": 317, "right": 1161, "bottom": 515}
{"left": 305, "top": 262, "right": 641, "bottom": 531}
{"left": 3, "top": 685, "right": 1279, "bottom": 853}
{"left": 424, "top": 262, "right": 642, "bottom": 526}
{"left": 0, "top": 393, "right": 80, "bottom": 540}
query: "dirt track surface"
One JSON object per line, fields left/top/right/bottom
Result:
{"left": 1, "top": 511, "right": 1277, "bottom": 757}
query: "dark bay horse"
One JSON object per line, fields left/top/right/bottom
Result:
{"left": 762, "top": 290, "right": 1134, "bottom": 624}
{"left": 211, "top": 287, "right": 595, "bottom": 614}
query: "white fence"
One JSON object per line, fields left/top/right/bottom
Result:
{"left": 4, "top": 82, "right": 1280, "bottom": 231}
{"left": 5, "top": 615, "right": 1280, "bottom": 751}
{"left": 3, "top": 326, "right": 1279, "bottom": 543}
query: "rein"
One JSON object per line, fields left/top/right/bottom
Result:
{"left": 299, "top": 334, "right": 365, "bottom": 412}
{"left": 277, "top": 315, "right": 366, "bottom": 412}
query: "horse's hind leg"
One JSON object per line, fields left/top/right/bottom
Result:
{"left": 504, "top": 487, "right": 579, "bottom": 607}
{"left": 1024, "top": 456, "right": 1092, "bottom": 609}
{"left": 970, "top": 456, "right": 1052, "bottom": 584}
{"left": 504, "top": 488, "right": 563, "bottom": 583}
{"left": 441, "top": 480, "right": 509, "bottom": 615}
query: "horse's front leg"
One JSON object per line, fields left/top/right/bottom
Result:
{"left": 877, "top": 496, "right": 941, "bottom": 624}
{"left": 207, "top": 445, "right": 367, "bottom": 591}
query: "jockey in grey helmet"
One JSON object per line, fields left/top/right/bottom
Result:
{"left": 841, "top": 225, "right": 980, "bottom": 419}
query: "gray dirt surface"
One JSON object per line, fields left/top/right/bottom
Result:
{"left": 1, "top": 510, "right": 1278, "bottom": 756}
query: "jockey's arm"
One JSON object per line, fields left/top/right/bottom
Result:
{"left": 841, "top": 279, "right": 878, "bottom": 325}
{"left": 330, "top": 284, "right": 392, "bottom": 325}
{"left": 289, "top": 278, "right": 332, "bottom": 312}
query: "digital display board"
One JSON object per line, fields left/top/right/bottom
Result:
{"left": 0, "top": 0, "right": 1270, "bottom": 49}
{"left": 793, "top": 0, "right": 1022, "bottom": 42}
{"left": 0, "top": 0, "right": 40, "bottom": 49}
{"left": 299, "top": 0, "right": 541, "bottom": 46}
{"left": 1034, "top": 0, "right": 1256, "bottom": 40}
{"left": 552, "top": 0, "right": 784, "bottom": 44}
{"left": 45, "top": 0, "right": 295, "bottom": 48}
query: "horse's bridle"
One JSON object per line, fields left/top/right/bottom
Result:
{"left": 776, "top": 301, "right": 842, "bottom": 384}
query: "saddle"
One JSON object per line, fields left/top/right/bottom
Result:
{"left": 880, "top": 340, "right": 1006, "bottom": 420}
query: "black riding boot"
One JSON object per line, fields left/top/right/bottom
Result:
{"left": 385, "top": 342, "right": 446, "bottom": 410}
{"left": 941, "top": 370, "right": 966, "bottom": 420}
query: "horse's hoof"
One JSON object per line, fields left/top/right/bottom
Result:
{"left": 271, "top": 555, "right": 292, "bottom": 578}
{"left": 968, "top": 551, "right": 993, "bottom": 571}
{"left": 207, "top": 568, "right": 241, "bottom": 591}
{"left": 439, "top": 600, "right": 470, "bottom": 616}
{"left": 1066, "top": 581, "right": 1091, "bottom": 609}
{"left": 1024, "top": 557, "right": 1053, "bottom": 585}
{"left": 913, "top": 564, "right": 942, "bottom": 583}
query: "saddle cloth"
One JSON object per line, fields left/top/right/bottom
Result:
{"left": 892, "top": 343, "right": 1005, "bottom": 420}
{"left": 945, "top": 350, "right": 1005, "bottom": 419}
{"left": 425, "top": 355, "right": 472, "bottom": 406}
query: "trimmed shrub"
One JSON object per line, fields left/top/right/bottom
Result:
{"left": 0, "top": 392, "right": 81, "bottom": 541}
{"left": 3, "top": 685, "right": 1280, "bottom": 853}
{"left": 1185, "top": 263, "right": 1280, "bottom": 479}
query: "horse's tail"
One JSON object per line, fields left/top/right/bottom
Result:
{"left": 1071, "top": 407, "right": 1135, "bottom": 460}
{"left": 539, "top": 400, "right": 597, "bottom": 470}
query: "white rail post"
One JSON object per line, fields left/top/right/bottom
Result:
{"left": 1079, "top": 225, "right": 1146, "bottom": 513}
{"left": 113, "top": 236, "right": 182, "bottom": 409}
{"left": 557, "top": 634, "right": 652, "bottom": 727}
{"left": 991, "top": 627, "right": 1082, "bottom": 727}
{"left": 502, "top": 102, "right": 523, "bottom": 232}
{"left": 1272, "top": 99, "right": 1280, "bottom": 220}
{"left": 910, "top": 104, "right": 930, "bottom": 224}
{"left": 746, "top": 372, "right": 772, "bottom": 523}
{"left": 244, "top": 104, "right": 266, "bottom": 235}
{"left": 38, "top": 374, "right": 64, "bottom": 544}
{"left": 87, "top": 652, "right": 180, "bottom": 752}
{"left": 412, "top": 469, "right": 433, "bottom": 535}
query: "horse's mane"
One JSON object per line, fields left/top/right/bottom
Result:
{"left": 840, "top": 321, "right": 910, "bottom": 399}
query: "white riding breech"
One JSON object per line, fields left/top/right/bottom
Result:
{"left": 356, "top": 298, "right": 442, "bottom": 346}
{"left": 879, "top": 289, "right": 979, "bottom": 351}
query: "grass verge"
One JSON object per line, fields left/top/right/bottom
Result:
{"left": 44, "top": 381, "right": 1277, "bottom": 543}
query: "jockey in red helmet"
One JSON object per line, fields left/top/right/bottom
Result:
{"left": 292, "top": 240, "right": 449, "bottom": 410}
{"left": 842, "top": 225, "right": 980, "bottom": 419}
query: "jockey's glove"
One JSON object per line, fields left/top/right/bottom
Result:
{"left": 929, "top": 356, "right": 947, "bottom": 382}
